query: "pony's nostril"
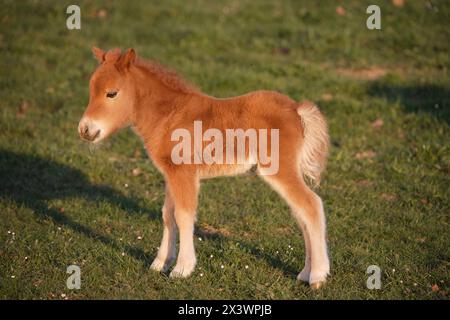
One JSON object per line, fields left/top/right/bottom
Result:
{"left": 79, "top": 124, "right": 90, "bottom": 139}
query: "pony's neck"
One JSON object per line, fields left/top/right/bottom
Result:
{"left": 129, "top": 65, "right": 196, "bottom": 146}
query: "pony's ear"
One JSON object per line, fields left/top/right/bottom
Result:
{"left": 92, "top": 46, "right": 105, "bottom": 63}
{"left": 116, "top": 48, "right": 136, "bottom": 70}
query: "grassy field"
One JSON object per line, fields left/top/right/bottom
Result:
{"left": 0, "top": 0, "right": 449, "bottom": 299}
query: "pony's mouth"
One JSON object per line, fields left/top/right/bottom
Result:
{"left": 80, "top": 129, "right": 101, "bottom": 142}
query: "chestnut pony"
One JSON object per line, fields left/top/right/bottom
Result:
{"left": 79, "top": 47, "right": 330, "bottom": 289}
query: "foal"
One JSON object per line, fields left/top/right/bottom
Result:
{"left": 79, "top": 47, "right": 330, "bottom": 289}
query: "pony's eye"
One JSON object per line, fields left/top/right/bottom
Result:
{"left": 106, "top": 91, "right": 118, "bottom": 98}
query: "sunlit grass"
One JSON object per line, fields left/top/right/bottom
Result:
{"left": 0, "top": 0, "right": 448, "bottom": 299}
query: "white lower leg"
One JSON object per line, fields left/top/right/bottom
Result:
{"left": 150, "top": 224, "right": 177, "bottom": 272}
{"left": 151, "top": 197, "right": 177, "bottom": 272}
{"left": 309, "top": 234, "right": 329, "bottom": 284}
{"left": 307, "top": 196, "right": 330, "bottom": 285}
{"left": 170, "top": 211, "right": 196, "bottom": 278}
{"left": 297, "top": 223, "right": 312, "bottom": 282}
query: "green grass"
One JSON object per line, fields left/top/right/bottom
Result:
{"left": 0, "top": 0, "right": 449, "bottom": 299}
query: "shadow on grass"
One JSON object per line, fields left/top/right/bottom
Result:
{"left": 368, "top": 83, "right": 450, "bottom": 124}
{"left": 0, "top": 149, "right": 303, "bottom": 277}
{"left": 0, "top": 149, "right": 157, "bottom": 266}
{"left": 195, "top": 227, "right": 300, "bottom": 279}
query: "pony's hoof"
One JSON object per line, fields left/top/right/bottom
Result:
{"left": 169, "top": 263, "right": 195, "bottom": 278}
{"left": 310, "top": 280, "right": 326, "bottom": 290}
{"left": 150, "top": 257, "right": 175, "bottom": 273}
{"left": 150, "top": 258, "right": 168, "bottom": 272}
{"left": 309, "top": 267, "right": 330, "bottom": 288}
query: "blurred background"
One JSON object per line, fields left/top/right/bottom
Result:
{"left": 0, "top": 0, "right": 448, "bottom": 299}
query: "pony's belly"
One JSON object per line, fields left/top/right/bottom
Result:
{"left": 198, "top": 163, "right": 255, "bottom": 179}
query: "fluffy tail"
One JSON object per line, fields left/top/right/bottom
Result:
{"left": 296, "top": 101, "right": 329, "bottom": 186}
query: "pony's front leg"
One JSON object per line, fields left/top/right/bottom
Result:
{"left": 150, "top": 188, "right": 177, "bottom": 273}
{"left": 166, "top": 170, "right": 199, "bottom": 278}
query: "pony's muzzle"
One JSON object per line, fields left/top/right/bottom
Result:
{"left": 78, "top": 118, "right": 101, "bottom": 142}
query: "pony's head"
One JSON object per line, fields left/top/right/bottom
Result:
{"left": 78, "top": 47, "right": 137, "bottom": 143}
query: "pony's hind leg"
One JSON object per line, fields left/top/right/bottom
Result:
{"left": 259, "top": 169, "right": 329, "bottom": 289}
{"left": 150, "top": 187, "right": 177, "bottom": 273}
